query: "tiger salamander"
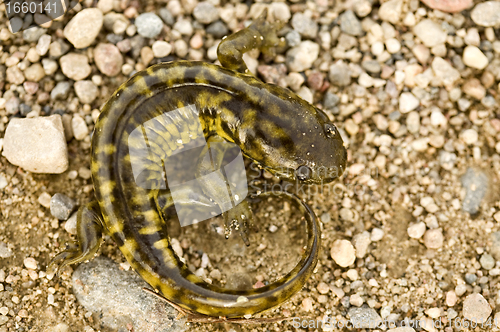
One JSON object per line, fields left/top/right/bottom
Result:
{"left": 50, "top": 13, "right": 347, "bottom": 318}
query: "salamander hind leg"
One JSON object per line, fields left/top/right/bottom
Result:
{"left": 224, "top": 200, "right": 253, "bottom": 246}
{"left": 48, "top": 201, "right": 104, "bottom": 274}
{"left": 217, "top": 9, "right": 285, "bottom": 74}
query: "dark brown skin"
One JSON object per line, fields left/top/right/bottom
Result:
{"left": 50, "top": 12, "right": 347, "bottom": 318}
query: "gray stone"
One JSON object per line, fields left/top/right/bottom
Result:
{"left": 348, "top": 306, "right": 382, "bottom": 328}
{"left": 72, "top": 257, "right": 187, "bottom": 332}
{"left": 5, "top": 97, "right": 20, "bottom": 115}
{"left": 323, "top": 92, "right": 340, "bottom": 110}
{"left": 50, "top": 193, "right": 77, "bottom": 220}
{"left": 135, "top": 13, "right": 164, "bottom": 38}
{"left": 193, "top": 2, "right": 219, "bottom": 24}
{"left": 2, "top": 115, "right": 68, "bottom": 173}
{"left": 206, "top": 21, "right": 228, "bottom": 39}
{"left": 286, "top": 40, "right": 319, "bottom": 72}
{"left": 22, "top": 27, "right": 47, "bottom": 42}
{"left": 0, "top": 242, "right": 13, "bottom": 258}
{"left": 461, "top": 167, "right": 488, "bottom": 215}
{"left": 285, "top": 30, "right": 301, "bottom": 47}
{"left": 74, "top": 80, "right": 98, "bottom": 104}
{"left": 159, "top": 8, "right": 174, "bottom": 26}
{"left": 362, "top": 60, "right": 381, "bottom": 74}
{"left": 471, "top": 1, "right": 500, "bottom": 27}
{"left": 291, "top": 12, "right": 318, "bottom": 39}
{"left": 329, "top": 61, "right": 351, "bottom": 86}
{"left": 51, "top": 82, "right": 71, "bottom": 100}
{"left": 64, "top": 8, "right": 103, "bottom": 48}
{"left": 340, "top": 10, "right": 363, "bottom": 36}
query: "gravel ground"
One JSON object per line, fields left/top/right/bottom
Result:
{"left": 1, "top": 0, "right": 500, "bottom": 331}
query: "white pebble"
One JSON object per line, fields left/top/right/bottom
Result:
{"left": 23, "top": 257, "right": 38, "bottom": 270}
{"left": 463, "top": 46, "right": 489, "bottom": 70}
{"left": 408, "top": 222, "right": 426, "bottom": 239}
{"left": 461, "top": 129, "right": 478, "bottom": 145}
{"left": 152, "top": 41, "right": 172, "bottom": 58}
{"left": 331, "top": 239, "right": 356, "bottom": 267}
{"left": 370, "top": 228, "right": 384, "bottom": 241}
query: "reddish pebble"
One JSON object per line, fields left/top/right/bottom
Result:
{"left": 23, "top": 82, "right": 39, "bottom": 95}
{"left": 307, "top": 71, "right": 324, "bottom": 91}
{"left": 253, "top": 281, "right": 265, "bottom": 289}
{"left": 420, "top": 0, "right": 472, "bottom": 13}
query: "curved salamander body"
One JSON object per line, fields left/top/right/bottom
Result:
{"left": 51, "top": 14, "right": 346, "bottom": 318}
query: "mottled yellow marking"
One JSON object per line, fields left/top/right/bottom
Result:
{"left": 133, "top": 75, "right": 154, "bottom": 97}
{"left": 186, "top": 273, "right": 203, "bottom": 284}
{"left": 153, "top": 238, "right": 170, "bottom": 250}
{"left": 99, "top": 180, "right": 115, "bottom": 197}
{"left": 139, "top": 225, "right": 162, "bottom": 235}
{"left": 108, "top": 222, "right": 123, "bottom": 234}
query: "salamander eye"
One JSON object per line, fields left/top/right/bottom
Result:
{"left": 296, "top": 165, "right": 312, "bottom": 181}
{"left": 325, "top": 124, "right": 337, "bottom": 138}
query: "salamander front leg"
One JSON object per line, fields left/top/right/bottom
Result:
{"left": 223, "top": 200, "right": 253, "bottom": 246}
{"left": 217, "top": 9, "right": 285, "bottom": 74}
{"left": 48, "top": 201, "right": 104, "bottom": 274}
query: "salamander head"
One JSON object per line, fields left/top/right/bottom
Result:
{"left": 241, "top": 102, "right": 347, "bottom": 185}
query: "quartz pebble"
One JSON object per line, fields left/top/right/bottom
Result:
{"left": 152, "top": 41, "right": 172, "bottom": 58}
{"left": 2, "top": 115, "right": 68, "bottom": 173}
{"left": 193, "top": 2, "right": 219, "bottom": 24}
{"left": 331, "top": 240, "right": 356, "bottom": 267}
{"left": 408, "top": 222, "right": 426, "bottom": 239}
{"left": 23, "top": 257, "right": 37, "bottom": 270}
{"left": 74, "top": 81, "right": 99, "bottom": 104}
{"left": 463, "top": 46, "right": 489, "bottom": 69}
{"left": 64, "top": 8, "right": 103, "bottom": 48}
{"left": 413, "top": 19, "right": 447, "bottom": 47}
{"left": 72, "top": 115, "right": 89, "bottom": 140}
{"left": 423, "top": 229, "right": 444, "bottom": 249}
{"left": 348, "top": 307, "right": 382, "bottom": 328}
{"left": 60, "top": 53, "right": 91, "bottom": 80}
{"left": 286, "top": 41, "right": 319, "bottom": 72}
{"left": 399, "top": 92, "right": 419, "bottom": 113}
{"left": 471, "top": 1, "right": 500, "bottom": 27}
{"left": 135, "top": 13, "right": 164, "bottom": 38}
{"left": 378, "top": 0, "right": 402, "bottom": 24}
{"left": 462, "top": 294, "right": 492, "bottom": 321}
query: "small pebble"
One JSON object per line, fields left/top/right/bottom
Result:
{"left": 465, "top": 273, "right": 477, "bottom": 284}
{"left": 378, "top": 0, "right": 402, "bottom": 24}
{"left": 74, "top": 81, "right": 99, "bottom": 104}
{"left": 480, "top": 254, "right": 495, "bottom": 270}
{"left": 370, "top": 228, "right": 384, "bottom": 241}
{"left": 330, "top": 239, "right": 356, "bottom": 267}
{"left": 50, "top": 193, "right": 77, "bottom": 220}
{"left": 64, "top": 8, "right": 103, "bottom": 48}
{"left": 51, "top": 82, "right": 71, "bottom": 100}
{"left": 72, "top": 115, "right": 89, "bottom": 140}
{"left": 420, "top": 0, "right": 472, "bottom": 13}
{"left": 60, "top": 53, "right": 91, "bottom": 80}
{"left": 23, "top": 257, "right": 38, "bottom": 270}
{"left": 340, "top": 10, "right": 363, "bottom": 36}
{"left": 38, "top": 192, "right": 52, "bottom": 208}
{"left": 193, "top": 2, "right": 219, "bottom": 24}
{"left": 3, "top": 116, "right": 68, "bottom": 173}
{"left": 291, "top": 12, "right": 318, "bottom": 39}
{"left": 463, "top": 46, "right": 489, "bottom": 69}
{"left": 94, "top": 43, "right": 123, "bottom": 77}
{"left": 135, "top": 13, "right": 164, "bottom": 38}
{"left": 446, "top": 291, "right": 458, "bottom": 306}
{"left": 462, "top": 293, "right": 492, "bottom": 321}
{"left": 423, "top": 229, "right": 444, "bottom": 249}
{"left": 152, "top": 41, "right": 172, "bottom": 58}
{"left": 0, "top": 242, "right": 13, "bottom": 258}
{"left": 471, "top": 1, "right": 500, "bottom": 27}
{"left": 413, "top": 19, "right": 447, "bottom": 47}
{"left": 408, "top": 222, "right": 426, "bottom": 239}
{"left": 399, "top": 92, "right": 419, "bottom": 113}
{"left": 65, "top": 212, "right": 78, "bottom": 235}
{"left": 348, "top": 307, "right": 382, "bottom": 328}
{"left": 461, "top": 168, "right": 489, "bottom": 215}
